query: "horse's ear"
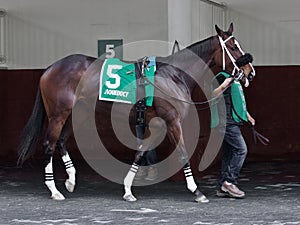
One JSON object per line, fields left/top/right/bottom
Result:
{"left": 215, "top": 24, "right": 224, "bottom": 36}
{"left": 227, "top": 22, "right": 234, "bottom": 34}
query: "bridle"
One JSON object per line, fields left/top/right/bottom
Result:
{"left": 139, "top": 36, "right": 256, "bottom": 106}
{"left": 218, "top": 35, "right": 256, "bottom": 87}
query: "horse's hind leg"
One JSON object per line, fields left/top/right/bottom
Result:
{"left": 56, "top": 118, "right": 76, "bottom": 193}
{"left": 43, "top": 115, "right": 69, "bottom": 200}
{"left": 44, "top": 145, "right": 65, "bottom": 200}
{"left": 167, "top": 119, "right": 209, "bottom": 203}
{"left": 44, "top": 156, "right": 65, "bottom": 200}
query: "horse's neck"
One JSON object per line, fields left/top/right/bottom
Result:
{"left": 159, "top": 37, "right": 216, "bottom": 93}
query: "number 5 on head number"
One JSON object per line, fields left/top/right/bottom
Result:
{"left": 106, "top": 44, "right": 116, "bottom": 58}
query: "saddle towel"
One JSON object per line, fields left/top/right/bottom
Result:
{"left": 99, "top": 57, "right": 156, "bottom": 106}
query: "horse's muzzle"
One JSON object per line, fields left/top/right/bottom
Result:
{"left": 235, "top": 53, "right": 255, "bottom": 84}
{"left": 235, "top": 53, "right": 253, "bottom": 67}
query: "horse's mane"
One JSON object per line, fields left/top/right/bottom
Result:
{"left": 155, "top": 36, "right": 215, "bottom": 95}
{"left": 185, "top": 36, "right": 214, "bottom": 59}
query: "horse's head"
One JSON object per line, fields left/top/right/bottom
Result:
{"left": 213, "top": 23, "right": 255, "bottom": 87}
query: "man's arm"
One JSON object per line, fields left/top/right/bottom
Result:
{"left": 213, "top": 77, "right": 233, "bottom": 97}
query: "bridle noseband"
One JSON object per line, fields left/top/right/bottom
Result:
{"left": 218, "top": 35, "right": 256, "bottom": 87}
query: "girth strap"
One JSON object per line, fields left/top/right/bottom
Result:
{"left": 134, "top": 57, "right": 148, "bottom": 136}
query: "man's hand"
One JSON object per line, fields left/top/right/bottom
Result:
{"left": 213, "top": 77, "right": 233, "bottom": 97}
{"left": 247, "top": 112, "right": 255, "bottom": 126}
{"left": 222, "top": 77, "right": 234, "bottom": 87}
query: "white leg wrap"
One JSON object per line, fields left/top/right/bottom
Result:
{"left": 62, "top": 152, "right": 76, "bottom": 192}
{"left": 184, "top": 166, "right": 197, "bottom": 193}
{"left": 45, "top": 157, "right": 65, "bottom": 200}
{"left": 184, "top": 166, "right": 209, "bottom": 203}
{"left": 123, "top": 163, "right": 138, "bottom": 202}
{"left": 62, "top": 153, "right": 76, "bottom": 183}
{"left": 186, "top": 176, "right": 197, "bottom": 193}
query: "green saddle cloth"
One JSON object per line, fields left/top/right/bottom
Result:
{"left": 99, "top": 57, "right": 155, "bottom": 106}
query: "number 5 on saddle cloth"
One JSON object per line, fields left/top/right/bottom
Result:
{"left": 99, "top": 56, "right": 156, "bottom": 142}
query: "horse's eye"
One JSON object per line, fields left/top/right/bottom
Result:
{"left": 231, "top": 45, "right": 239, "bottom": 51}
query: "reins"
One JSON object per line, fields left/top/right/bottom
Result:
{"left": 230, "top": 91, "right": 270, "bottom": 146}
{"left": 142, "top": 74, "right": 232, "bottom": 107}
{"left": 251, "top": 125, "right": 270, "bottom": 145}
{"left": 136, "top": 56, "right": 229, "bottom": 109}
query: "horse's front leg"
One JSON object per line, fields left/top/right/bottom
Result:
{"left": 123, "top": 123, "right": 147, "bottom": 202}
{"left": 167, "top": 119, "right": 209, "bottom": 203}
{"left": 183, "top": 162, "right": 209, "bottom": 203}
{"left": 123, "top": 118, "right": 165, "bottom": 202}
{"left": 123, "top": 151, "right": 145, "bottom": 202}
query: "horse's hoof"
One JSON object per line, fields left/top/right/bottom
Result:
{"left": 51, "top": 192, "right": 65, "bottom": 200}
{"left": 123, "top": 194, "right": 137, "bottom": 202}
{"left": 195, "top": 194, "right": 209, "bottom": 203}
{"left": 65, "top": 179, "right": 75, "bottom": 193}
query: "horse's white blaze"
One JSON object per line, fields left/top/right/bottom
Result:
{"left": 62, "top": 152, "right": 76, "bottom": 192}
{"left": 44, "top": 157, "right": 65, "bottom": 200}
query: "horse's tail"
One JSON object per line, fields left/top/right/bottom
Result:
{"left": 17, "top": 87, "right": 46, "bottom": 167}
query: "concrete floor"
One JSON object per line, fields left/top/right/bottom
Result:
{"left": 1, "top": 161, "right": 300, "bottom": 225}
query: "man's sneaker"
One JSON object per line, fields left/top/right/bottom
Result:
{"left": 145, "top": 167, "right": 158, "bottom": 181}
{"left": 216, "top": 188, "right": 227, "bottom": 197}
{"left": 135, "top": 168, "right": 146, "bottom": 180}
{"left": 221, "top": 181, "right": 245, "bottom": 198}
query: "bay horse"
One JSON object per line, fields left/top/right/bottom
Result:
{"left": 17, "top": 23, "right": 255, "bottom": 203}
